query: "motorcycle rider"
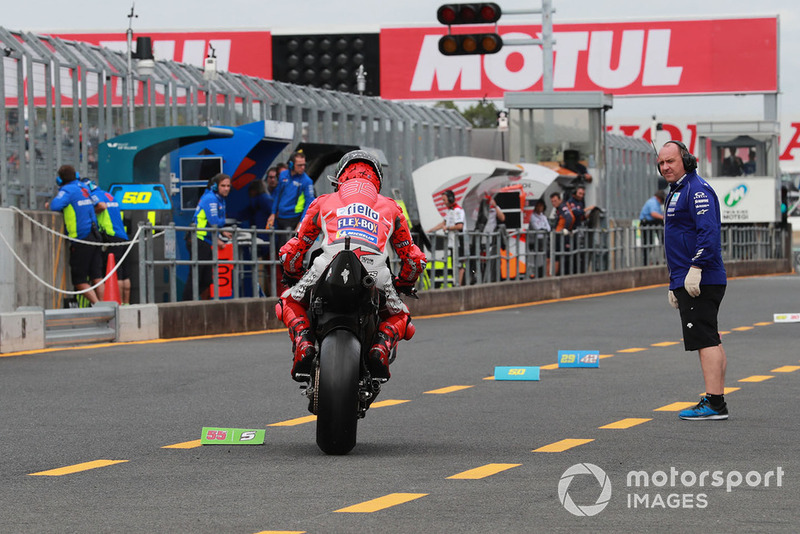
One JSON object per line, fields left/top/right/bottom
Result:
{"left": 275, "top": 150, "right": 426, "bottom": 381}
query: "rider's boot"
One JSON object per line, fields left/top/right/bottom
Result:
{"left": 368, "top": 313, "right": 414, "bottom": 379}
{"left": 276, "top": 297, "right": 316, "bottom": 381}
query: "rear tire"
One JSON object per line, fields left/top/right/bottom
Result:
{"left": 316, "top": 329, "right": 361, "bottom": 455}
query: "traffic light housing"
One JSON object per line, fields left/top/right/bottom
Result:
{"left": 437, "top": 3, "right": 502, "bottom": 25}
{"left": 437, "top": 3, "right": 503, "bottom": 56}
{"left": 438, "top": 33, "right": 503, "bottom": 56}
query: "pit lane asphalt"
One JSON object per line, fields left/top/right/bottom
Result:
{"left": 1, "top": 275, "right": 798, "bottom": 533}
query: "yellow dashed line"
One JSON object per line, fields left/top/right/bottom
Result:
{"left": 719, "top": 331, "right": 731, "bottom": 335}
{"left": 425, "top": 385, "right": 474, "bottom": 394}
{"left": 335, "top": 493, "right": 428, "bottom": 513}
{"left": 162, "top": 439, "right": 202, "bottom": 449}
{"left": 651, "top": 341, "right": 679, "bottom": 347}
{"left": 268, "top": 415, "right": 316, "bottom": 427}
{"left": 533, "top": 438, "right": 594, "bottom": 453}
{"left": 738, "top": 375, "right": 774, "bottom": 383}
{"left": 700, "top": 387, "right": 740, "bottom": 396}
{"left": 618, "top": 348, "right": 647, "bottom": 353}
{"left": 29, "top": 459, "right": 128, "bottom": 476}
{"left": 732, "top": 326, "right": 754, "bottom": 331}
{"left": 371, "top": 399, "right": 412, "bottom": 408}
{"left": 448, "top": 463, "right": 521, "bottom": 479}
{"left": 654, "top": 402, "right": 697, "bottom": 412}
{"left": 599, "top": 418, "right": 652, "bottom": 429}
{"left": 754, "top": 322, "right": 772, "bottom": 326}
{"left": 540, "top": 363, "right": 559, "bottom": 370}
{"left": 771, "top": 365, "right": 800, "bottom": 373}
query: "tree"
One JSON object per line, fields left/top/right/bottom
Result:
{"left": 436, "top": 99, "right": 499, "bottom": 129}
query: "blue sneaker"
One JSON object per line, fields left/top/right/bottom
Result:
{"left": 679, "top": 396, "right": 728, "bottom": 421}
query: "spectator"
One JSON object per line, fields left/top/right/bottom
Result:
{"left": 550, "top": 191, "right": 575, "bottom": 275}
{"left": 427, "top": 189, "right": 467, "bottom": 285}
{"left": 742, "top": 149, "right": 757, "bottom": 175}
{"left": 473, "top": 194, "right": 505, "bottom": 283}
{"left": 49, "top": 164, "right": 104, "bottom": 304}
{"left": 264, "top": 166, "right": 279, "bottom": 196}
{"left": 659, "top": 140, "right": 729, "bottom": 421}
{"left": 565, "top": 185, "right": 596, "bottom": 273}
{"left": 85, "top": 179, "right": 132, "bottom": 305}
{"left": 182, "top": 173, "right": 232, "bottom": 301}
{"left": 639, "top": 190, "right": 666, "bottom": 265}
{"left": 528, "top": 198, "right": 551, "bottom": 277}
{"left": 238, "top": 179, "right": 274, "bottom": 292}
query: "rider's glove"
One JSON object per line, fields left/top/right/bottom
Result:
{"left": 282, "top": 270, "right": 304, "bottom": 288}
{"left": 684, "top": 267, "right": 702, "bottom": 297}
{"left": 393, "top": 277, "right": 418, "bottom": 298}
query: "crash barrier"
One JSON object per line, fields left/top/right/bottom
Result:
{"left": 0, "top": 303, "right": 159, "bottom": 353}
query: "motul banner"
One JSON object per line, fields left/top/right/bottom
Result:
{"left": 380, "top": 17, "right": 778, "bottom": 100}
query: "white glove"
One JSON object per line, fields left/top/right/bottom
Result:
{"left": 668, "top": 290, "right": 679, "bottom": 309}
{"left": 684, "top": 267, "right": 702, "bottom": 297}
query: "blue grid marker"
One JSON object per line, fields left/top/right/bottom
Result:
{"left": 558, "top": 350, "right": 600, "bottom": 368}
{"left": 494, "top": 366, "right": 540, "bottom": 381}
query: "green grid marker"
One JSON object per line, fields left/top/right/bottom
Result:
{"left": 201, "top": 427, "right": 266, "bottom": 445}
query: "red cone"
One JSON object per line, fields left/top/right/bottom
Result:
{"left": 103, "top": 252, "right": 121, "bottom": 304}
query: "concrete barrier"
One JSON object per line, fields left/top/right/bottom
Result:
{"left": 155, "top": 259, "right": 792, "bottom": 340}
{"left": 0, "top": 309, "right": 45, "bottom": 353}
{"left": 118, "top": 304, "right": 160, "bottom": 342}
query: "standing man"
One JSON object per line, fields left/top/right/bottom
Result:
{"left": 49, "top": 165, "right": 104, "bottom": 304}
{"left": 182, "top": 173, "right": 232, "bottom": 301}
{"left": 264, "top": 166, "right": 279, "bottom": 196}
{"left": 639, "top": 189, "right": 666, "bottom": 265}
{"left": 659, "top": 140, "right": 729, "bottom": 421}
{"left": 267, "top": 151, "right": 316, "bottom": 246}
{"left": 427, "top": 189, "right": 467, "bottom": 285}
{"left": 550, "top": 191, "right": 574, "bottom": 275}
{"left": 85, "top": 179, "right": 132, "bottom": 305}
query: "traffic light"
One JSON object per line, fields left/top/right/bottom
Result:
{"left": 271, "top": 33, "right": 380, "bottom": 95}
{"left": 437, "top": 3, "right": 501, "bottom": 25}
{"left": 437, "top": 3, "right": 503, "bottom": 56}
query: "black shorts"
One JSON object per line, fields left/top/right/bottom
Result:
{"left": 104, "top": 234, "right": 130, "bottom": 281}
{"left": 69, "top": 233, "right": 104, "bottom": 286}
{"left": 674, "top": 285, "right": 726, "bottom": 351}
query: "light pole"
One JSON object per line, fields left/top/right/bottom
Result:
{"left": 125, "top": 2, "right": 137, "bottom": 132}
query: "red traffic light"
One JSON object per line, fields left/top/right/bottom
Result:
{"left": 437, "top": 3, "right": 502, "bottom": 25}
{"left": 438, "top": 33, "right": 503, "bottom": 56}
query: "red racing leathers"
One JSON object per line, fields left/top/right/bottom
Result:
{"left": 276, "top": 176, "right": 426, "bottom": 379}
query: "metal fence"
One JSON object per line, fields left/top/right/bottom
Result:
{"left": 134, "top": 222, "right": 790, "bottom": 303}
{"left": 0, "top": 26, "right": 471, "bottom": 218}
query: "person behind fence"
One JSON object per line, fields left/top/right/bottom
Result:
{"left": 528, "top": 198, "right": 551, "bottom": 277}
{"left": 565, "top": 185, "right": 596, "bottom": 273}
{"left": 550, "top": 191, "right": 575, "bottom": 276}
{"left": 639, "top": 189, "right": 666, "bottom": 266}
{"left": 473, "top": 193, "right": 505, "bottom": 283}
{"left": 264, "top": 166, "right": 279, "bottom": 196}
{"left": 659, "top": 140, "right": 729, "bottom": 421}
{"left": 427, "top": 189, "right": 467, "bottom": 285}
{"left": 84, "top": 178, "right": 132, "bottom": 305}
{"left": 182, "top": 173, "right": 232, "bottom": 301}
{"left": 275, "top": 150, "right": 426, "bottom": 381}
{"left": 237, "top": 178, "right": 274, "bottom": 292}
{"left": 49, "top": 164, "right": 104, "bottom": 304}
{"left": 267, "top": 151, "right": 315, "bottom": 244}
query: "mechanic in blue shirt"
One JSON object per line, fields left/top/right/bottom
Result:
{"left": 659, "top": 140, "right": 728, "bottom": 421}
{"left": 85, "top": 179, "right": 131, "bottom": 305}
{"left": 182, "top": 173, "right": 232, "bottom": 300}
{"left": 639, "top": 189, "right": 665, "bottom": 265}
{"left": 267, "top": 151, "right": 315, "bottom": 249}
{"left": 49, "top": 165, "right": 104, "bottom": 304}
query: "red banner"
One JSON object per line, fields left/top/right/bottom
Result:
{"left": 380, "top": 17, "right": 778, "bottom": 100}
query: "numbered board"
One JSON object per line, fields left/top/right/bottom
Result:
{"left": 558, "top": 350, "right": 600, "bottom": 368}
{"left": 774, "top": 313, "right": 800, "bottom": 323}
{"left": 494, "top": 366, "right": 540, "bottom": 381}
{"left": 200, "top": 427, "right": 266, "bottom": 445}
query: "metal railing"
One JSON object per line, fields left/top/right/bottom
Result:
{"left": 136, "top": 222, "right": 789, "bottom": 303}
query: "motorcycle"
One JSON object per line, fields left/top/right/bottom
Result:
{"left": 295, "top": 238, "right": 397, "bottom": 455}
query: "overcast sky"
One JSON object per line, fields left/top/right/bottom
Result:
{"left": 4, "top": 0, "right": 799, "bottom": 121}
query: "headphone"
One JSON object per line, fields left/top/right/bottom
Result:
{"left": 55, "top": 175, "right": 63, "bottom": 186}
{"left": 444, "top": 189, "right": 456, "bottom": 204}
{"left": 287, "top": 150, "right": 303, "bottom": 171}
{"left": 658, "top": 140, "right": 697, "bottom": 175}
{"left": 209, "top": 173, "right": 229, "bottom": 194}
